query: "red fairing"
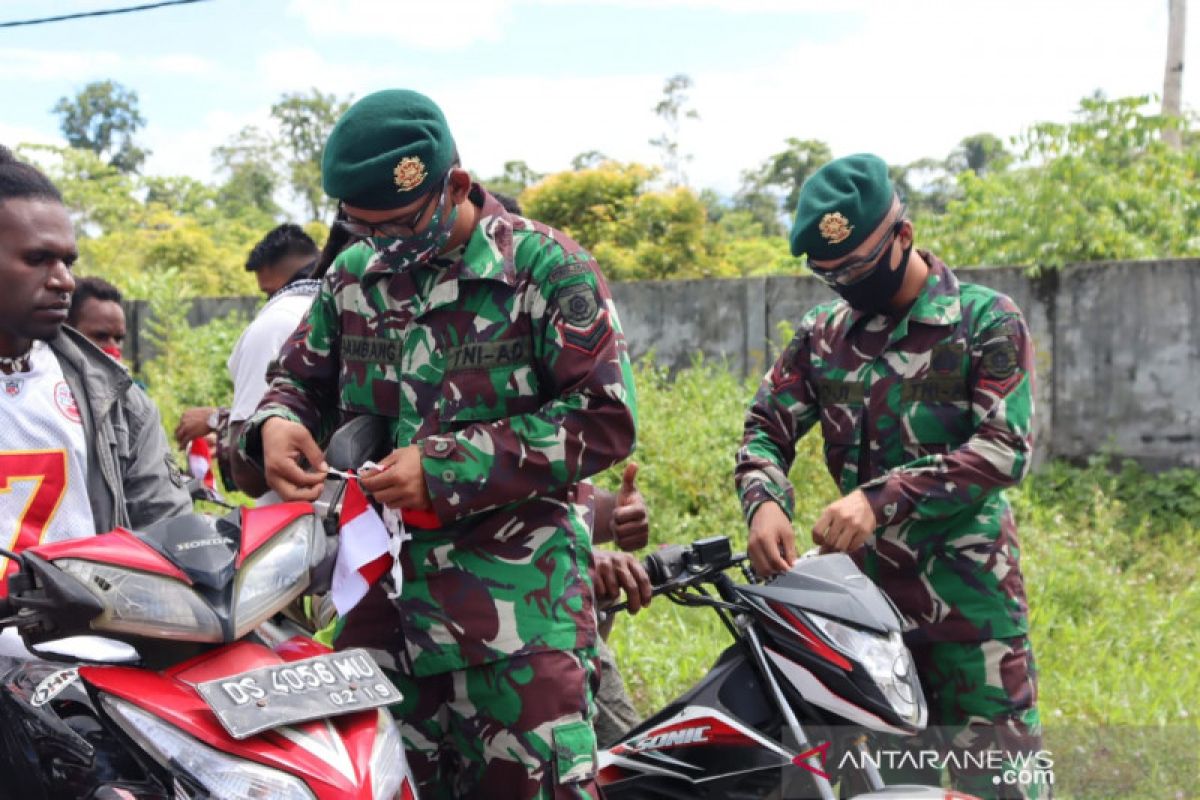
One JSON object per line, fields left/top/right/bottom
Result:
{"left": 275, "top": 635, "right": 333, "bottom": 662}
{"left": 597, "top": 764, "right": 630, "bottom": 785}
{"left": 237, "top": 502, "right": 314, "bottom": 567}
{"left": 769, "top": 601, "right": 854, "bottom": 672}
{"left": 79, "top": 642, "right": 383, "bottom": 799}
{"left": 35, "top": 528, "right": 191, "bottom": 584}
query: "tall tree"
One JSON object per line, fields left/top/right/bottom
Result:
{"left": 521, "top": 161, "right": 725, "bottom": 280}
{"left": 923, "top": 94, "right": 1200, "bottom": 269}
{"left": 946, "top": 133, "right": 1012, "bottom": 177}
{"left": 482, "top": 160, "right": 544, "bottom": 199}
{"left": 52, "top": 80, "right": 149, "bottom": 174}
{"left": 1163, "top": 0, "right": 1187, "bottom": 149}
{"left": 212, "top": 126, "right": 282, "bottom": 220}
{"left": 269, "top": 89, "right": 352, "bottom": 221}
{"left": 649, "top": 74, "right": 700, "bottom": 187}
{"left": 734, "top": 138, "right": 832, "bottom": 234}
{"left": 570, "top": 150, "right": 609, "bottom": 170}
{"left": 891, "top": 158, "right": 954, "bottom": 216}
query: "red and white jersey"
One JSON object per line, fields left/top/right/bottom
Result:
{"left": 0, "top": 341, "right": 96, "bottom": 581}
{"left": 0, "top": 343, "right": 141, "bottom": 662}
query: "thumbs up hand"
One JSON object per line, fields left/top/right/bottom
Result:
{"left": 611, "top": 462, "right": 649, "bottom": 552}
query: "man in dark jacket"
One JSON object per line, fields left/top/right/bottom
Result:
{"left": 0, "top": 145, "right": 190, "bottom": 581}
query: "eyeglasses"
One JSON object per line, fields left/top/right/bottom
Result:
{"left": 809, "top": 213, "right": 906, "bottom": 288}
{"left": 336, "top": 178, "right": 447, "bottom": 239}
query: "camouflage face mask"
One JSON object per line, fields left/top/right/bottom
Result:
{"left": 368, "top": 182, "right": 459, "bottom": 269}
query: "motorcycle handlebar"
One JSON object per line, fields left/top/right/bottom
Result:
{"left": 643, "top": 544, "right": 688, "bottom": 585}
{"left": 601, "top": 536, "right": 742, "bottom": 618}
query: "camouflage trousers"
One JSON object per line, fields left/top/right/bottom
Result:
{"left": 593, "top": 636, "right": 640, "bottom": 749}
{"left": 387, "top": 649, "right": 601, "bottom": 800}
{"left": 879, "top": 636, "right": 1045, "bottom": 800}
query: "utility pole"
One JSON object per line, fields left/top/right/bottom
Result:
{"left": 1163, "top": 0, "right": 1187, "bottom": 149}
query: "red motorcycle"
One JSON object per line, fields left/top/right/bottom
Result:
{"left": 0, "top": 467, "right": 416, "bottom": 799}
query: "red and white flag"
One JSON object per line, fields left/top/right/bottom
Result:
{"left": 186, "top": 437, "right": 216, "bottom": 490}
{"left": 330, "top": 477, "right": 394, "bottom": 615}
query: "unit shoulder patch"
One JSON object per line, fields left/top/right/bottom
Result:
{"left": 554, "top": 283, "right": 600, "bottom": 328}
{"left": 980, "top": 339, "right": 1018, "bottom": 380}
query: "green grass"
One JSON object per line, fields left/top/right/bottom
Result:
{"left": 597, "top": 362, "right": 1199, "bottom": 799}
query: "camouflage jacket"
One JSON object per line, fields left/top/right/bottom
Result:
{"left": 735, "top": 254, "right": 1034, "bottom": 643}
{"left": 243, "top": 187, "right": 638, "bottom": 675}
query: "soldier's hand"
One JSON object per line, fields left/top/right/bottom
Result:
{"left": 360, "top": 446, "right": 432, "bottom": 511}
{"left": 594, "top": 550, "right": 653, "bottom": 614}
{"left": 748, "top": 501, "right": 797, "bottom": 577}
{"left": 611, "top": 462, "right": 649, "bottom": 551}
{"left": 813, "top": 490, "right": 877, "bottom": 554}
{"left": 174, "top": 406, "right": 215, "bottom": 449}
{"left": 261, "top": 417, "right": 327, "bottom": 502}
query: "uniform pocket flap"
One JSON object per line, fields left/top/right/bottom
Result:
{"left": 553, "top": 719, "right": 596, "bottom": 785}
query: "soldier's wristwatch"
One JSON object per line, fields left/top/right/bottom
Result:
{"left": 206, "top": 409, "right": 221, "bottom": 432}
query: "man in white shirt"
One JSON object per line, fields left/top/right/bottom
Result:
{"left": 0, "top": 145, "right": 189, "bottom": 660}
{"left": 174, "top": 224, "right": 320, "bottom": 496}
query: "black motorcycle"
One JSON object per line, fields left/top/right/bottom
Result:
{"left": 597, "top": 536, "right": 970, "bottom": 800}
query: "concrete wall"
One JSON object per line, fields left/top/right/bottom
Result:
{"left": 148, "top": 260, "right": 1200, "bottom": 469}
{"left": 612, "top": 261, "right": 1197, "bottom": 469}
{"left": 1051, "top": 260, "right": 1199, "bottom": 469}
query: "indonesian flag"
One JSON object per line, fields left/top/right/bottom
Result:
{"left": 186, "top": 437, "right": 215, "bottom": 490}
{"left": 331, "top": 478, "right": 394, "bottom": 615}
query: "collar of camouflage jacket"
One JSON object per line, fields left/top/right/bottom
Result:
{"left": 847, "top": 251, "right": 962, "bottom": 336}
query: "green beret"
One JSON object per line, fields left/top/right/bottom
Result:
{"left": 789, "top": 153, "right": 895, "bottom": 259}
{"left": 321, "top": 89, "right": 457, "bottom": 210}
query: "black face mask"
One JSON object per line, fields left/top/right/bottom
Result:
{"left": 832, "top": 240, "right": 913, "bottom": 314}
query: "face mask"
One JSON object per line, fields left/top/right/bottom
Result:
{"left": 368, "top": 185, "right": 459, "bottom": 270}
{"left": 832, "top": 240, "right": 913, "bottom": 314}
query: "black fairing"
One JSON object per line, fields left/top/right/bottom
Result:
{"left": 0, "top": 659, "right": 167, "bottom": 800}
{"left": 139, "top": 513, "right": 239, "bottom": 591}
{"left": 737, "top": 554, "right": 903, "bottom": 634}
{"left": 602, "top": 645, "right": 814, "bottom": 800}
{"left": 733, "top": 557, "right": 923, "bottom": 735}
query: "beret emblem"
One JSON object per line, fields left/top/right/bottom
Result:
{"left": 818, "top": 212, "right": 853, "bottom": 244}
{"left": 393, "top": 156, "right": 427, "bottom": 192}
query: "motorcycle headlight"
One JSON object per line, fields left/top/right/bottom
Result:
{"left": 57, "top": 559, "right": 223, "bottom": 642}
{"left": 101, "top": 694, "right": 315, "bottom": 800}
{"left": 233, "top": 518, "right": 316, "bottom": 638}
{"left": 806, "top": 612, "right": 926, "bottom": 727}
{"left": 370, "top": 710, "right": 410, "bottom": 800}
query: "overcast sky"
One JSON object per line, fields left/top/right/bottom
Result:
{"left": 0, "top": 0, "right": 1192, "bottom": 203}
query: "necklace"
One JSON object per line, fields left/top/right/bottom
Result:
{"left": 0, "top": 342, "right": 35, "bottom": 374}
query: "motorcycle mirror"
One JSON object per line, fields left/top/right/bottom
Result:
{"left": 186, "top": 477, "right": 208, "bottom": 501}
{"left": 0, "top": 546, "right": 23, "bottom": 611}
{"left": 325, "top": 416, "right": 391, "bottom": 471}
{"left": 186, "top": 478, "right": 236, "bottom": 510}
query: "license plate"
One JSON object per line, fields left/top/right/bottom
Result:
{"left": 196, "top": 648, "right": 398, "bottom": 739}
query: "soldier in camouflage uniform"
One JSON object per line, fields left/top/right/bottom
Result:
{"left": 733, "top": 154, "right": 1042, "bottom": 799}
{"left": 240, "top": 89, "right": 637, "bottom": 799}
{"left": 490, "top": 189, "right": 646, "bottom": 750}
